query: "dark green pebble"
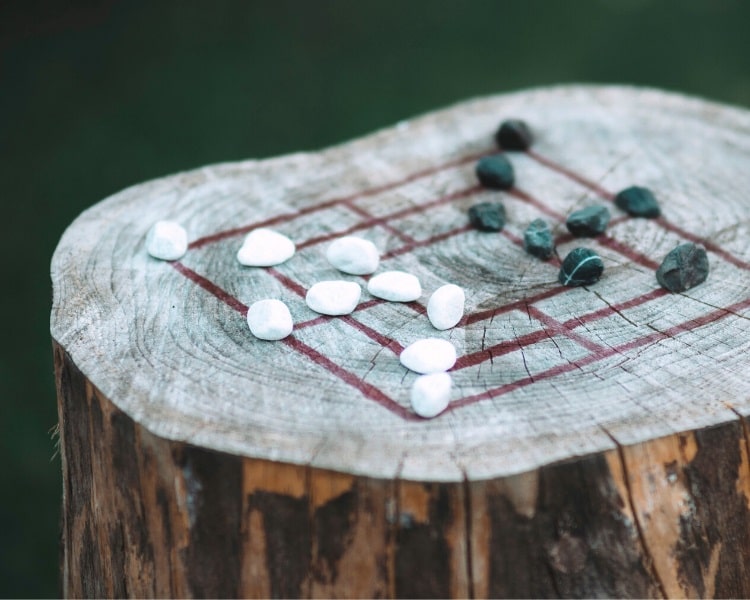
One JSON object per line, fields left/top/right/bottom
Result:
{"left": 523, "top": 218, "right": 554, "bottom": 260}
{"left": 656, "top": 243, "right": 709, "bottom": 292}
{"left": 615, "top": 186, "right": 661, "bottom": 218}
{"left": 468, "top": 202, "right": 506, "bottom": 232}
{"left": 558, "top": 247, "right": 604, "bottom": 287}
{"left": 495, "top": 119, "right": 533, "bottom": 151}
{"left": 475, "top": 154, "right": 515, "bottom": 190}
{"left": 566, "top": 205, "right": 611, "bottom": 237}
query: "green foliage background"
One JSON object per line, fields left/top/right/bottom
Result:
{"left": 1, "top": 1, "right": 749, "bottom": 596}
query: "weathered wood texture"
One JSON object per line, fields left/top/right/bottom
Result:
{"left": 52, "top": 86, "right": 750, "bottom": 596}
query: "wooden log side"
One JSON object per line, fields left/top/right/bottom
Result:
{"left": 56, "top": 339, "right": 750, "bottom": 597}
{"left": 52, "top": 85, "right": 750, "bottom": 597}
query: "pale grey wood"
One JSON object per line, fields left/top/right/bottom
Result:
{"left": 51, "top": 85, "right": 750, "bottom": 482}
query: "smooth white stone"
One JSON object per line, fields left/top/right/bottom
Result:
{"left": 427, "top": 284, "right": 465, "bottom": 330}
{"left": 146, "top": 220, "right": 188, "bottom": 261}
{"left": 399, "top": 338, "right": 457, "bottom": 374}
{"left": 367, "top": 271, "right": 421, "bottom": 302}
{"left": 237, "top": 228, "right": 295, "bottom": 267}
{"left": 306, "top": 281, "right": 361, "bottom": 316}
{"left": 326, "top": 236, "right": 380, "bottom": 275}
{"left": 411, "top": 373, "right": 452, "bottom": 418}
{"left": 246, "top": 299, "right": 293, "bottom": 340}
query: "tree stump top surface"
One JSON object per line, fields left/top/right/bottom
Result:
{"left": 51, "top": 85, "right": 750, "bottom": 482}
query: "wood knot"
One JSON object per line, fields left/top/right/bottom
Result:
{"left": 546, "top": 532, "right": 588, "bottom": 574}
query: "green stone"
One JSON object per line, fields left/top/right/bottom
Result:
{"left": 558, "top": 247, "right": 604, "bottom": 287}
{"left": 523, "top": 218, "right": 554, "bottom": 260}
{"left": 615, "top": 186, "right": 661, "bottom": 218}
{"left": 468, "top": 202, "right": 506, "bottom": 232}
{"left": 656, "top": 243, "right": 709, "bottom": 292}
{"left": 475, "top": 154, "right": 515, "bottom": 190}
{"left": 495, "top": 119, "right": 533, "bottom": 151}
{"left": 566, "top": 205, "right": 611, "bottom": 237}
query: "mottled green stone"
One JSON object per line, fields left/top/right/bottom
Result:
{"left": 468, "top": 202, "right": 506, "bottom": 231}
{"left": 566, "top": 205, "right": 611, "bottom": 237}
{"left": 615, "top": 186, "right": 661, "bottom": 218}
{"left": 523, "top": 218, "right": 554, "bottom": 260}
{"left": 558, "top": 247, "right": 604, "bottom": 287}
{"left": 656, "top": 243, "right": 709, "bottom": 292}
{"left": 495, "top": 119, "right": 533, "bottom": 151}
{"left": 475, "top": 154, "right": 515, "bottom": 190}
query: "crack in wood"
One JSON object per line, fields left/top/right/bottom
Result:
{"left": 599, "top": 426, "right": 668, "bottom": 599}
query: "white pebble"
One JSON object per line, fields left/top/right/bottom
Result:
{"left": 367, "top": 271, "right": 421, "bottom": 302}
{"left": 411, "top": 373, "right": 452, "bottom": 418}
{"left": 237, "top": 228, "right": 295, "bottom": 267}
{"left": 427, "top": 284, "right": 465, "bottom": 330}
{"left": 246, "top": 299, "right": 293, "bottom": 340}
{"left": 326, "top": 236, "right": 380, "bottom": 275}
{"left": 400, "top": 338, "right": 457, "bottom": 374}
{"left": 306, "top": 281, "right": 361, "bottom": 316}
{"left": 146, "top": 220, "right": 187, "bottom": 261}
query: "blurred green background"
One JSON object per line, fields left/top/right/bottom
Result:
{"left": 1, "top": 0, "right": 749, "bottom": 596}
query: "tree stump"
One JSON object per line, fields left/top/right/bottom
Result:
{"left": 52, "top": 85, "right": 750, "bottom": 598}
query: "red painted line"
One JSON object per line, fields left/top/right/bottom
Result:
{"left": 267, "top": 267, "right": 308, "bottom": 298}
{"left": 189, "top": 149, "right": 491, "bottom": 250}
{"left": 282, "top": 336, "right": 418, "bottom": 420}
{"left": 297, "top": 184, "right": 485, "bottom": 251}
{"left": 562, "top": 287, "right": 668, "bottom": 329}
{"left": 342, "top": 316, "right": 405, "bottom": 354}
{"left": 597, "top": 235, "right": 661, "bottom": 270}
{"left": 525, "top": 304, "right": 608, "bottom": 354}
{"left": 453, "top": 326, "right": 558, "bottom": 370}
{"left": 508, "top": 187, "right": 564, "bottom": 221}
{"left": 171, "top": 262, "right": 249, "bottom": 314}
{"left": 382, "top": 224, "right": 473, "bottom": 260}
{"left": 450, "top": 293, "right": 750, "bottom": 411}
{"left": 344, "top": 200, "right": 416, "bottom": 245}
{"left": 526, "top": 149, "right": 615, "bottom": 201}
{"left": 656, "top": 217, "right": 750, "bottom": 271}
{"left": 465, "top": 286, "right": 568, "bottom": 326}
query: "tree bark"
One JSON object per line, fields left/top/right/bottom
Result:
{"left": 52, "top": 85, "right": 750, "bottom": 597}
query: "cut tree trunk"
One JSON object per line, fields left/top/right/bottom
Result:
{"left": 52, "top": 85, "right": 750, "bottom": 598}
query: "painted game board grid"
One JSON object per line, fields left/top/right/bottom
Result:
{"left": 169, "top": 146, "right": 750, "bottom": 420}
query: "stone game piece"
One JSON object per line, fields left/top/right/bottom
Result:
{"left": 468, "top": 201, "right": 506, "bottom": 232}
{"left": 427, "top": 284, "right": 465, "bottom": 330}
{"left": 399, "top": 338, "right": 457, "bottom": 374}
{"left": 146, "top": 220, "right": 188, "bottom": 261}
{"left": 523, "top": 218, "right": 555, "bottom": 260}
{"left": 410, "top": 372, "right": 453, "bottom": 419}
{"left": 656, "top": 243, "right": 709, "bottom": 292}
{"left": 558, "top": 247, "right": 604, "bottom": 287}
{"left": 566, "top": 205, "right": 611, "bottom": 237}
{"left": 237, "top": 228, "right": 296, "bottom": 267}
{"left": 305, "top": 280, "right": 362, "bottom": 315}
{"left": 246, "top": 299, "right": 294, "bottom": 341}
{"left": 367, "top": 271, "right": 422, "bottom": 302}
{"left": 615, "top": 186, "right": 661, "bottom": 218}
{"left": 475, "top": 154, "right": 515, "bottom": 190}
{"left": 326, "top": 236, "right": 380, "bottom": 275}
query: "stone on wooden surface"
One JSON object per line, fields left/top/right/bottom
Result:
{"left": 523, "top": 218, "right": 555, "bottom": 260}
{"left": 410, "top": 372, "right": 452, "bottom": 418}
{"left": 400, "top": 338, "right": 457, "bottom": 374}
{"left": 146, "top": 220, "right": 187, "bottom": 261}
{"left": 495, "top": 118, "right": 533, "bottom": 150}
{"left": 468, "top": 201, "right": 506, "bottom": 232}
{"left": 614, "top": 185, "right": 661, "bottom": 218}
{"left": 367, "top": 271, "right": 422, "bottom": 302}
{"left": 475, "top": 154, "right": 515, "bottom": 190}
{"left": 566, "top": 205, "right": 611, "bottom": 237}
{"left": 305, "top": 280, "right": 361, "bottom": 315}
{"left": 656, "top": 242, "right": 709, "bottom": 292}
{"left": 326, "top": 236, "right": 380, "bottom": 275}
{"left": 237, "top": 228, "right": 295, "bottom": 267}
{"left": 246, "top": 299, "right": 293, "bottom": 341}
{"left": 558, "top": 247, "right": 604, "bottom": 287}
{"left": 427, "top": 284, "right": 465, "bottom": 330}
